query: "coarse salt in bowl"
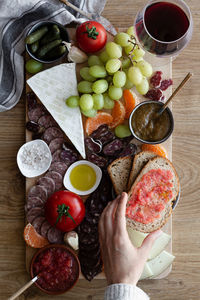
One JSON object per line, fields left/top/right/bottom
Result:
{"left": 17, "top": 140, "right": 52, "bottom": 178}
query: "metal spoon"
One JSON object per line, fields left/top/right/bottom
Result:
{"left": 8, "top": 275, "right": 38, "bottom": 300}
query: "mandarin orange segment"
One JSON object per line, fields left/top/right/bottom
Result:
{"left": 123, "top": 89, "right": 139, "bottom": 119}
{"left": 141, "top": 144, "right": 168, "bottom": 158}
{"left": 85, "top": 112, "right": 113, "bottom": 135}
{"left": 109, "top": 101, "right": 126, "bottom": 129}
{"left": 24, "top": 223, "right": 49, "bottom": 248}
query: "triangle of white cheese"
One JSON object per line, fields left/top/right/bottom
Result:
{"left": 27, "top": 63, "right": 85, "bottom": 158}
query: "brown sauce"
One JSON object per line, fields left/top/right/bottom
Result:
{"left": 131, "top": 103, "right": 171, "bottom": 142}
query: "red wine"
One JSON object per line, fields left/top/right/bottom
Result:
{"left": 144, "top": 2, "right": 189, "bottom": 42}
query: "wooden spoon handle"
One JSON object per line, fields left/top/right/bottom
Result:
{"left": 159, "top": 72, "right": 193, "bottom": 115}
{"left": 59, "top": 0, "right": 93, "bottom": 19}
{"left": 8, "top": 276, "right": 38, "bottom": 300}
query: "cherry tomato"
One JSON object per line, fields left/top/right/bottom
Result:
{"left": 45, "top": 190, "right": 85, "bottom": 232}
{"left": 76, "top": 21, "right": 107, "bottom": 53}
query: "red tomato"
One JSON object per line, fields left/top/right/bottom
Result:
{"left": 76, "top": 21, "right": 107, "bottom": 53}
{"left": 45, "top": 190, "right": 85, "bottom": 232}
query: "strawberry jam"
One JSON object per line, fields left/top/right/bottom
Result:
{"left": 33, "top": 247, "right": 79, "bottom": 292}
{"left": 126, "top": 169, "right": 174, "bottom": 224}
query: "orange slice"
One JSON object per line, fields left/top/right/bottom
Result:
{"left": 141, "top": 144, "right": 168, "bottom": 158}
{"left": 24, "top": 223, "right": 49, "bottom": 248}
{"left": 85, "top": 112, "right": 113, "bottom": 135}
{"left": 110, "top": 101, "right": 126, "bottom": 129}
{"left": 123, "top": 89, "right": 139, "bottom": 119}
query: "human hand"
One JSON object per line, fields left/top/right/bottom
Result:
{"left": 98, "top": 192, "right": 162, "bottom": 286}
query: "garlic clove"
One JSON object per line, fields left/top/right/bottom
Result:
{"left": 64, "top": 231, "right": 79, "bottom": 250}
{"left": 62, "top": 41, "right": 88, "bottom": 63}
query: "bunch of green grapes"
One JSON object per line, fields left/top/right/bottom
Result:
{"left": 66, "top": 26, "right": 153, "bottom": 117}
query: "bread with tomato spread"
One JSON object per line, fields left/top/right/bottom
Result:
{"left": 126, "top": 156, "right": 179, "bottom": 233}
{"left": 127, "top": 151, "right": 158, "bottom": 191}
{"left": 108, "top": 156, "right": 132, "bottom": 195}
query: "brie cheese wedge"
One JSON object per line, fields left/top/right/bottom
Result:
{"left": 27, "top": 63, "right": 85, "bottom": 158}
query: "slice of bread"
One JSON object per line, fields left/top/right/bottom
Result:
{"left": 126, "top": 156, "right": 180, "bottom": 233}
{"left": 127, "top": 151, "right": 158, "bottom": 191}
{"left": 108, "top": 156, "right": 132, "bottom": 195}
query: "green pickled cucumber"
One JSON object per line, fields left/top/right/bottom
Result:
{"left": 29, "top": 41, "right": 39, "bottom": 53}
{"left": 37, "top": 39, "right": 62, "bottom": 58}
{"left": 45, "top": 45, "right": 67, "bottom": 59}
{"left": 26, "top": 26, "right": 48, "bottom": 44}
{"left": 40, "top": 25, "right": 61, "bottom": 45}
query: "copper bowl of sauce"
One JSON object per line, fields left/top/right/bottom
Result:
{"left": 129, "top": 100, "right": 174, "bottom": 144}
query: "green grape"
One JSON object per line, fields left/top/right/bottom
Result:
{"left": 121, "top": 57, "right": 131, "bottom": 69}
{"left": 99, "top": 50, "right": 110, "bottom": 63}
{"left": 25, "top": 59, "right": 43, "bottom": 74}
{"left": 123, "top": 69, "right": 134, "bottom": 89}
{"left": 77, "top": 81, "right": 93, "bottom": 93}
{"left": 113, "top": 71, "right": 126, "bottom": 88}
{"left": 115, "top": 124, "right": 131, "bottom": 138}
{"left": 103, "top": 93, "right": 115, "bottom": 109}
{"left": 114, "top": 32, "right": 131, "bottom": 47}
{"left": 66, "top": 95, "right": 79, "bottom": 108}
{"left": 88, "top": 55, "right": 103, "bottom": 66}
{"left": 106, "top": 42, "right": 122, "bottom": 59}
{"left": 128, "top": 66, "right": 143, "bottom": 85}
{"left": 106, "top": 58, "right": 121, "bottom": 73}
{"left": 137, "top": 60, "right": 153, "bottom": 77}
{"left": 132, "top": 47, "right": 145, "bottom": 60}
{"left": 106, "top": 75, "right": 113, "bottom": 83}
{"left": 89, "top": 65, "right": 107, "bottom": 78}
{"left": 80, "top": 67, "right": 96, "bottom": 82}
{"left": 92, "top": 79, "right": 108, "bottom": 94}
{"left": 126, "top": 26, "right": 135, "bottom": 37}
{"left": 124, "top": 44, "right": 134, "bottom": 55}
{"left": 79, "top": 94, "right": 94, "bottom": 111}
{"left": 108, "top": 86, "right": 123, "bottom": 100}
{"left": 81, "top": 108, "right": 97, "bottom": 118}
{"left": 136, "top": 77, "right": 149, "bottom": 95}
{"left": 92, "top": 94, "right": 104, "bottom": 110}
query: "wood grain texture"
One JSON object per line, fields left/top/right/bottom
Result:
{"left": 0, "top": 0, "right": 200, "bottom": 299}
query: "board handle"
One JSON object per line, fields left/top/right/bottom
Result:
{"left": 8, "top": 276, "right": 38, "bottom": 300}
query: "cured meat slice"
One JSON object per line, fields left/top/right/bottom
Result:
{"left": 25, "top": 196, "right": 45, "bottom": 212}
{"left": 43, "top": 127, "right": 64, "bottom": 144}
{"left": 37, "top": 177, "right": 55, "bottom": 197}
{"left": 81, "top": 260, "right": 103, "bottom": 281}
{"left": 52, "top": 149, "right": 62, "bottom": 163}
{"left": 28, "top": 104, "right": 46, "bottom": 123}
{"left": 38, "top": 115, "right": 57, "bottom": 129}
{"left": 49, "top": 138, "right": 65, "bottom": 154}
{"left": 27, "top": 207, "right": 45, "bottom": 224}
{"left": 28, "top": 185, "right": 48, "bottom": 203}
{"left": 40, "top": 221, "right": 52, "bottom": 238}
{"left": 47, "top": 226, "right": 64, "bottom": 244}
{"left": 32, "top": 216, "right": 46, "bottom": 235}
{"left": 45, "top": 171, "right": 63, "bottom": 190}
{"left": 49, "top": 162, "right": 68, "bottom": 177}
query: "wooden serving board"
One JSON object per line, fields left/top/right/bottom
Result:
{"left": 25, "top": 27, "right": 173, "bottom": 280}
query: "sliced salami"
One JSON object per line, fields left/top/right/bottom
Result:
{"left": 49, "top": 162, "right": 68, "bottom": 177}
{"left": 27, "top": 207, "right": 45, "bottom": 224}
{"left": 25, "top": 196, "right": 45, "bottom": 212}
{"left": 38, "top": 115, "right": 57, "bottom": 129}
{"left": 47, "top": 226, "right": 64, "bottom": 244}
{"left": 49, "top": 138, "right": 65, "bottom": 154}
{"left": 40, "top": 221, "right": 52, "bottom": 238}
{"left": 28, "top": 185, "right": 48, "bottom": 203}
{"left": 52, "top": 149, "right": 62, "bottom": 163}
{"left": 32, "top": 216, "right": 46, "bottom": 235}
{"left": 43, "top": 127, "right": 64, "bottom": 144}
{"left": 45, "top": 171, "right": 63, "bottom": 190}
{"left": 28, "top": 104, "right": 46, "bottom": 123}
{"left": 37, "top": 177, "right": 55, "bottom": 197}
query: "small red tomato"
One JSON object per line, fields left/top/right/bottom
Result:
{"left": 76, "top": 21, "right": 107, "bottom": 53}
{"left": 45, "top": 190, "right": 85, "bottom": 232}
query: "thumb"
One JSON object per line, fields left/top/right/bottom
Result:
{"left": 139, "top": 230, "right": 162, "bottom": 259}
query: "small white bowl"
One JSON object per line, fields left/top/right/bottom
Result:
{"left": 63, "top": 160, "right": 102, "bottom": 196}
{"left": 17, "top": 140, "right": 52, "bottom": 178}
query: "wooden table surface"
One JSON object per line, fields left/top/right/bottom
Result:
{"left": 0, "top": 0, "right": 200, "bottom": 299}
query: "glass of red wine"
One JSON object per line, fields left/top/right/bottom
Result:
{"left": 134, "top": 0, "right": 193, "bottom": 58}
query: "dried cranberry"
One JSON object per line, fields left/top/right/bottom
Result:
{"left": 160, "top": 79, "right": 173, "bottom": 91}
{"left": 150, "top": 71, "right": 163, "bottom": 88}
{"left": 145, "top": 88, "right": 163, "bottom": 101}
{"left": 26, "top": 121, "right": 39, "bottom": 133}
{"left": 26, "top": 92, "right": 37, "bottom": 110}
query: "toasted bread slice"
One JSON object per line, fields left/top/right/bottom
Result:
{"left": 126, "top": 156, "right": 179, "bottom": 233}
{"left": 127, "top": 151, "right": 158, "bottom": 191}
{"left": 108, "top": 156, "right": 132, "bottom": 195}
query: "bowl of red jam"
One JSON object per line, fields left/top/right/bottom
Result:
{"left": 30, "top": 244, "right": 80, "bottom": 295}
